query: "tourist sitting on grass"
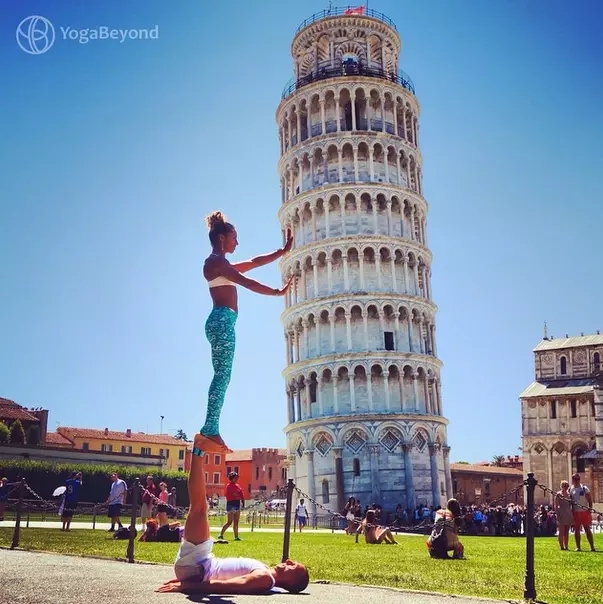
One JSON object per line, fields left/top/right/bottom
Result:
{"left": 155, "top": 433, "right": 309, "bottom": 595}
{"left": 354, "top": 509, "right": 398, "bottom": 544}
{"left": 140, "top": 518, "right": 183, "bottom": 542}
{"left": 426, "top": 498, "right": 464, "bottom": 559}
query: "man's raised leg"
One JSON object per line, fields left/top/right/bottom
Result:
{"left": 183, "top": 434, "right": 220, "bottom": 545}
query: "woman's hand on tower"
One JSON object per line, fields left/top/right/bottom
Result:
{"left": 281, "top": 231, "right": 293, "bottom": 255}
{"left": 275, "top": 275, "right": 294, "bottom": 296}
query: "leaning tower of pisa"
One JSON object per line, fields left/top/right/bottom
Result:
{"left": 276, "top": 6, "right": 452, "bottom": 516}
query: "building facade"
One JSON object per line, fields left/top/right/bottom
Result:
{"left": 276, "top": 7, "right": 451, "bottom": 515}
{"left": 54, "top": 427, "right": 188, "bottom": 471}
{"left": 225, "top": 448, "right": 288, "bottom": 499}
{"left": 450, "top": 463, "right": 524, "bottom": 507}
{"left": 520, "top": 332, "right": 603, "bottom": 504}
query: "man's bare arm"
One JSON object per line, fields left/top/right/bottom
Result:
{"left": 183, "top": 572, "right": 274, "bottom": 595}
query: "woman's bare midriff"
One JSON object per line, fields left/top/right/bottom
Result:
{"left": 209, "top": 285, "right": 238, "bottom": 313}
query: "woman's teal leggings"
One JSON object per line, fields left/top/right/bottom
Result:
{"left": 201, "top": 306, "right": 237, "bottom": 437}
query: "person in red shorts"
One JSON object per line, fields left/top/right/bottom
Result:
{"left": 217, "top": 472, "right": 245, "bottom": 542}
{"left": 569, "top": 473, "right": 596, "bottom": 552}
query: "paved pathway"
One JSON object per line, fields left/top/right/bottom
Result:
{"left": 0, "top": 549, "right": 513, "bottom": 604}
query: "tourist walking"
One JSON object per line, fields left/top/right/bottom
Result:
{"left": 198, "top": 211, "right": 293, "bottom": 453}
{"left": 61, "top": 471, "right": 82, "bottom": 531}
{"left": 106, "top": 473, "right": 127, "bottom": 532}
{"left": 295, "top": 499, "right": 309, "bottom": 532}
{"left": 217, "top": 471, "right": 245, "bottom": 542}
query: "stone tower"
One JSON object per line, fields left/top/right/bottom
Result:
{"left": 275, "top": 6, "right": 451, "bottom": 516}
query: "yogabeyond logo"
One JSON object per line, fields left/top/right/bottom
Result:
{"left": 16, "top": 15, "right": 159, "bottom": 55}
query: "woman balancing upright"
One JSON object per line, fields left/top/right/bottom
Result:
{"left": 199, "top": 211, "right": 293, "bottom": 453}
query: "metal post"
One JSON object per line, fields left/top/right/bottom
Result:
{"left": 523, "top": 473, "right": 537, "bottom": 601}
{"left": 126, "top": 478, "right": 140, "bottom": 563}
{"left": 92, "top": 505, "right": 97, "bottom": 530}
{"left": 281, "top": 479, "right": 295, "bottom": 563}
{"left": 10, "top": 479, "right": 26, "bottom": 550}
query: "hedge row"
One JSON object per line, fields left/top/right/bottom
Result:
{"left": 0, "top": 459, "right": 190, "bottom": 507}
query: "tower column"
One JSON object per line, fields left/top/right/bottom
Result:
{"left": 429, "top": 443, "right": 441, "bottom": 507}
{"left": 403, "top": 258, "right": 409, "bottom": 294}
{"left": 391, "top": 255, "right": 397, "bottom": 292}
{"left": 333, "top": 446, "right": 345, "bottom": 514}
{"left": 442, "top": 446, "right": 452, "bottom": 500}
{"left": 350, "top": 374, "right": 356, "bottom": 411}
{"left": 302, "top": 319, "right": 310, "bottom": 359}
{"left": 369, "top": 444, "right": 380, "bottom": 502}
{"left": 320, "top": 99, "right": 326, "bottom": 134}
{"left": 345, "top": 311, "right": 353, "bottom": 351}
{"left": 383, "top": 370, "right": 391, "bottom": 411}
{"left": 412, "top": 373, "right": 419, "bottom": 411}
{"left": 304, "top": 449, "right": 317, "bottom": 522}
{"left": 394, "top": 312, "right": 401, "bottom": 350}
{"left": 343, "top": 256, "right": 350, "bottom": 290}
{"left": 402, "top": 443, "right": 415, "bottom": 509}
{"left": 359, "top": 253, "right": 366, "bottom": 289}
{"left": 367, "top": 370, "right": 374, "bottom": 410}
{"left": 332, "top": 375, "right": 339, "bottom": 413}
{"left": 318, "top": 377, "right": 325, "bottom": 416}
{"left": 329, "top": 315, "right": 336, "bottom": 353}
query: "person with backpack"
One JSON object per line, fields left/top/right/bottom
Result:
{"left": 426, "top": 498, "right": 464, "bottom": 559}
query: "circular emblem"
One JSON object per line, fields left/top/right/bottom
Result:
{"left": 16, "top": 15, "right": 55, "bottom": 55}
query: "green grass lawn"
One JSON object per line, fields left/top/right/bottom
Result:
{"left": 1, "top": 528, "right": 602, "bottom": 604}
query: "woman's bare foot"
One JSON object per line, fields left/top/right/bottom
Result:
{"left": 197, "top": 433, "right": 232, "bottom": 453}
{"left": 194, "top": 434, "right": 225, "bottom": 453}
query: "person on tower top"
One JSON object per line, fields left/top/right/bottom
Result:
{"left": 201, "top": 211, "right": 293, "bottom": 453}
{"left": 156, "top": 434, "right": 309, "bottom": 595}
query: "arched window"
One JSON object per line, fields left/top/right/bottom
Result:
{"left": 560, "top": 356, "right": 567, "bottom": 375}
{"left": 594, "top": 352, "right": 601, "bottom": 371}
{"left": 322, "top": 479, "right": 330, "bottom": 504}
{"left": 353, "top": 458, "right": 360, "bottom": 476}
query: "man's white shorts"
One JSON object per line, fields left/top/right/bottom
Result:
{"left": 174, "top": 539, "right": 214, "bottom": 581}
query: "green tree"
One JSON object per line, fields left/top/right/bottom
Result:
{"left": 491, "top": 455, "right": 506, "bottom": 467}
{"left": 175, "top": 429, "right": 189, "bottom": 441}
{"left": 9, "top": 420, "right": 26, "bottom": 444}
{"left": 0, "top": 421, "right": 9, "bottom": 443}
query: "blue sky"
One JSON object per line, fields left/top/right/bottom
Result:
{"left": 0, "top": 0, "right": 601, "bottom": 463}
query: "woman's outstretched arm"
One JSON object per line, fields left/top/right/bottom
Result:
{"left": 218, "top": 261, "right": 293, "bottom": 296}
{"left": 232, "top": 233, "right": 293, "bottom": 273}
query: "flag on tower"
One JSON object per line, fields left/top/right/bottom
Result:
{"left": 344, "top": 6, "right": 366, "bottom": 15}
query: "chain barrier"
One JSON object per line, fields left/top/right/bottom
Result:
{"left": 293, "top": 485, "right": 433, "bottom": 534}
{"left": 291, "top": 481, "right": 527, "bottom": 536}
{"left": 537, "top": 483, "right": 603, "bottom": 518}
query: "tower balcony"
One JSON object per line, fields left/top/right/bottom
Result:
{"left": 282, "top": 61, "right": 415, "bottom": 101}
{"left": 295, "top": 7, "right": 398, "bottom": 35}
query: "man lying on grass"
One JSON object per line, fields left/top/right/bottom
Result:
{"left": 156, "top": 434, "right": 309, "bottom": 595}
